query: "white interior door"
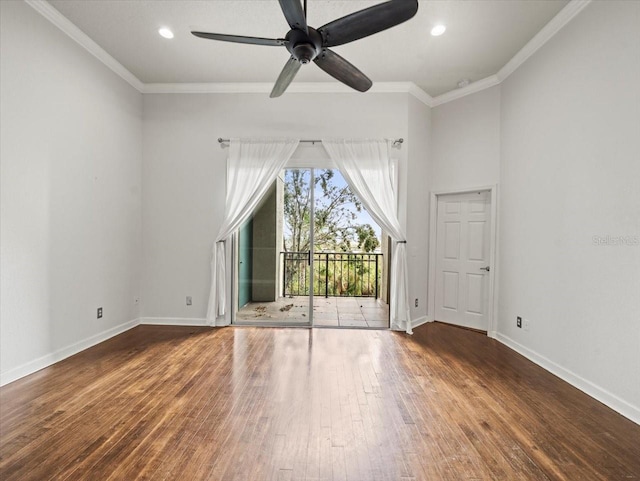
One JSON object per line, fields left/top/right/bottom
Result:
{"left": 434, "top": 191, "right": 491, "bottom": 331}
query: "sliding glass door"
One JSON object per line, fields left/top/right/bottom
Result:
{"left": 233, "top": 166, "right": 388, "bottom": 328}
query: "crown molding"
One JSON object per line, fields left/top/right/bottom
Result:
{"left": 497, "top": 0, "right": 592, "bottom": 82}
{"left": 25, "top": 0, "right": 145, "bottom": 92}
{"left": 431, "top": 75, "right": 500, "bottom": 107}
{"left": 27, "top": 0, "right": 590, "bottom": 108}
{"left": 407, "top": 83, "right": 435, "bottom": 107}
{"left": 143, "top": 82, "right": 273, "bottom": 94}
{"left": 143, "top": 81, "right": 415, "bottom": 94}
{"left": 143, "top": 81, "right": 434, "bottom": 106}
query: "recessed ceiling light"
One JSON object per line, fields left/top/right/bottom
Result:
{"left": 430, "top": 25, "right": 446, "bottom": 36}
{"left": 158, "top": 27, "right": 174, "bottom": 39}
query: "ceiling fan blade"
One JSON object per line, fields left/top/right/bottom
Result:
{"left": 318, "top": 0, "right": 418, "bottom": 47}
{"left": 270, "top": 57, "right": 302, "bottom": 98}
{"left": 278, "top": 0, "right": 308, "bottom": 33}
{"left": 191, "top": 31, "right": 287, "bottom": 47}
{"left": 314, "top": 49, "right": 372, "bottom": 92}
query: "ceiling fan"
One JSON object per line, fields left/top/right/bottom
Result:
{"left": 191, "top": 0, "right": 419, "bottom": 98}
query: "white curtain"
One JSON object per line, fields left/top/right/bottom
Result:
{"left": 322, "top": 139, "right": 412, "bottom": 334}
{"left": 206, "top": 138, "right": 299, "bottom": 325}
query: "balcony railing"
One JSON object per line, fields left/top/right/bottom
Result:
{"left": 281, "top": 251, "right": 382, "bottom": 298}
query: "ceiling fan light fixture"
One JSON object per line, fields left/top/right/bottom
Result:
{"left": 158, "top": 27, "right": 174, "bottom": 39}
{"left": 430, "top": 24, "right": 446, "bottom": 36}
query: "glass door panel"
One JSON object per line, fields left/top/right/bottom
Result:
{"left": 233, "top": 168, "right": 313, "bottom": 325}
{"left": 312, "top": 169, "right": 389, "bottom": 329}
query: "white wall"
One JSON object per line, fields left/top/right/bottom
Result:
{"left": 407, "top": 95, "right": 431, "bottom": 323}
{"left": 430, "top": 86, "right": 501, "bottom": 192}
{"left": 140, "top": 92, "right": 429, "bottom": 324}
{"left": 427, "top": 85, "right": 501, "bottom": 327}
{"left": 0, "top": 1, "right": 143, "bottom": 384}
{"left": 498, "top": 0, "right": 640, "bottom": 421}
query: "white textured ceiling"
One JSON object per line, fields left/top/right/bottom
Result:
{"left": 49, "top": 0, "right": 569, "bottom": 97}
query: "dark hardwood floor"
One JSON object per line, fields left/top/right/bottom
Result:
{"left": 1, "top": 322, "right": 638, "bottom": 480}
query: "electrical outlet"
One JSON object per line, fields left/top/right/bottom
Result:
{"left": 523, "top": 319, "right": 530, "bottom": 331}
{"left": 97, "top": 307, "right": 103, "bottom": 319}
{"left": 186, "top": 296, "right": 192, "bottom": 306}
{"left": 415, "top": 298, "right": 419, "bottom": 308}
{"left": 516, "top": 316, "right": 522, "bottom": 328}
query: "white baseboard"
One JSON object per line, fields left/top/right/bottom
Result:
{"left": 140, "top": 317, "right": 209, "bottom": 327}
{"left": 0, "top": 318, "right": 140, "bottom": 387}
{"left": 390, "top": 316, "right": 432, "bottom": 332}
{"left": 496, "top": 333, "right": 640, "bottom": 425}
{"left": 411, "top": 316, "right": 432, "bottom": 330}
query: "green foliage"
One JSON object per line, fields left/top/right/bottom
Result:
{"left": 284, "top": 169, "right": 378, "bottom": 253}
{"left": 283, "top": 169, "right": 383, "bottom": 298}
{"left": 283, "top": 170, "right": 311, "bottom": 253}
{"left": 355, "top": 224, "right": 380, "bottom": 253}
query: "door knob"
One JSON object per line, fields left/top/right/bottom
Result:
{"left": 480, "top": 266, "right": 490, "bottom": 272}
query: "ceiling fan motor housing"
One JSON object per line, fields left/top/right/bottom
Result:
{"left": 286, "top": 28, "right": 322, "bottom": 64}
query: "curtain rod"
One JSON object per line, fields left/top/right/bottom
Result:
{"left": 217, "top": 138, "right": 404, "bottom": 148}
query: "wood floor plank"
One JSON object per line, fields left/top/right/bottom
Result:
{"left": 1, "top": 323, "right": 639, "bottom": 480}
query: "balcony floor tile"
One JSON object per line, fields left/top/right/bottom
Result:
{"left": 236, "top": 296, "right": 389, "bottom": 328}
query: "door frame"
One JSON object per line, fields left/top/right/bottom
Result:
{"left": 427, "top": 185, "right": 498, "bottom": 338}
